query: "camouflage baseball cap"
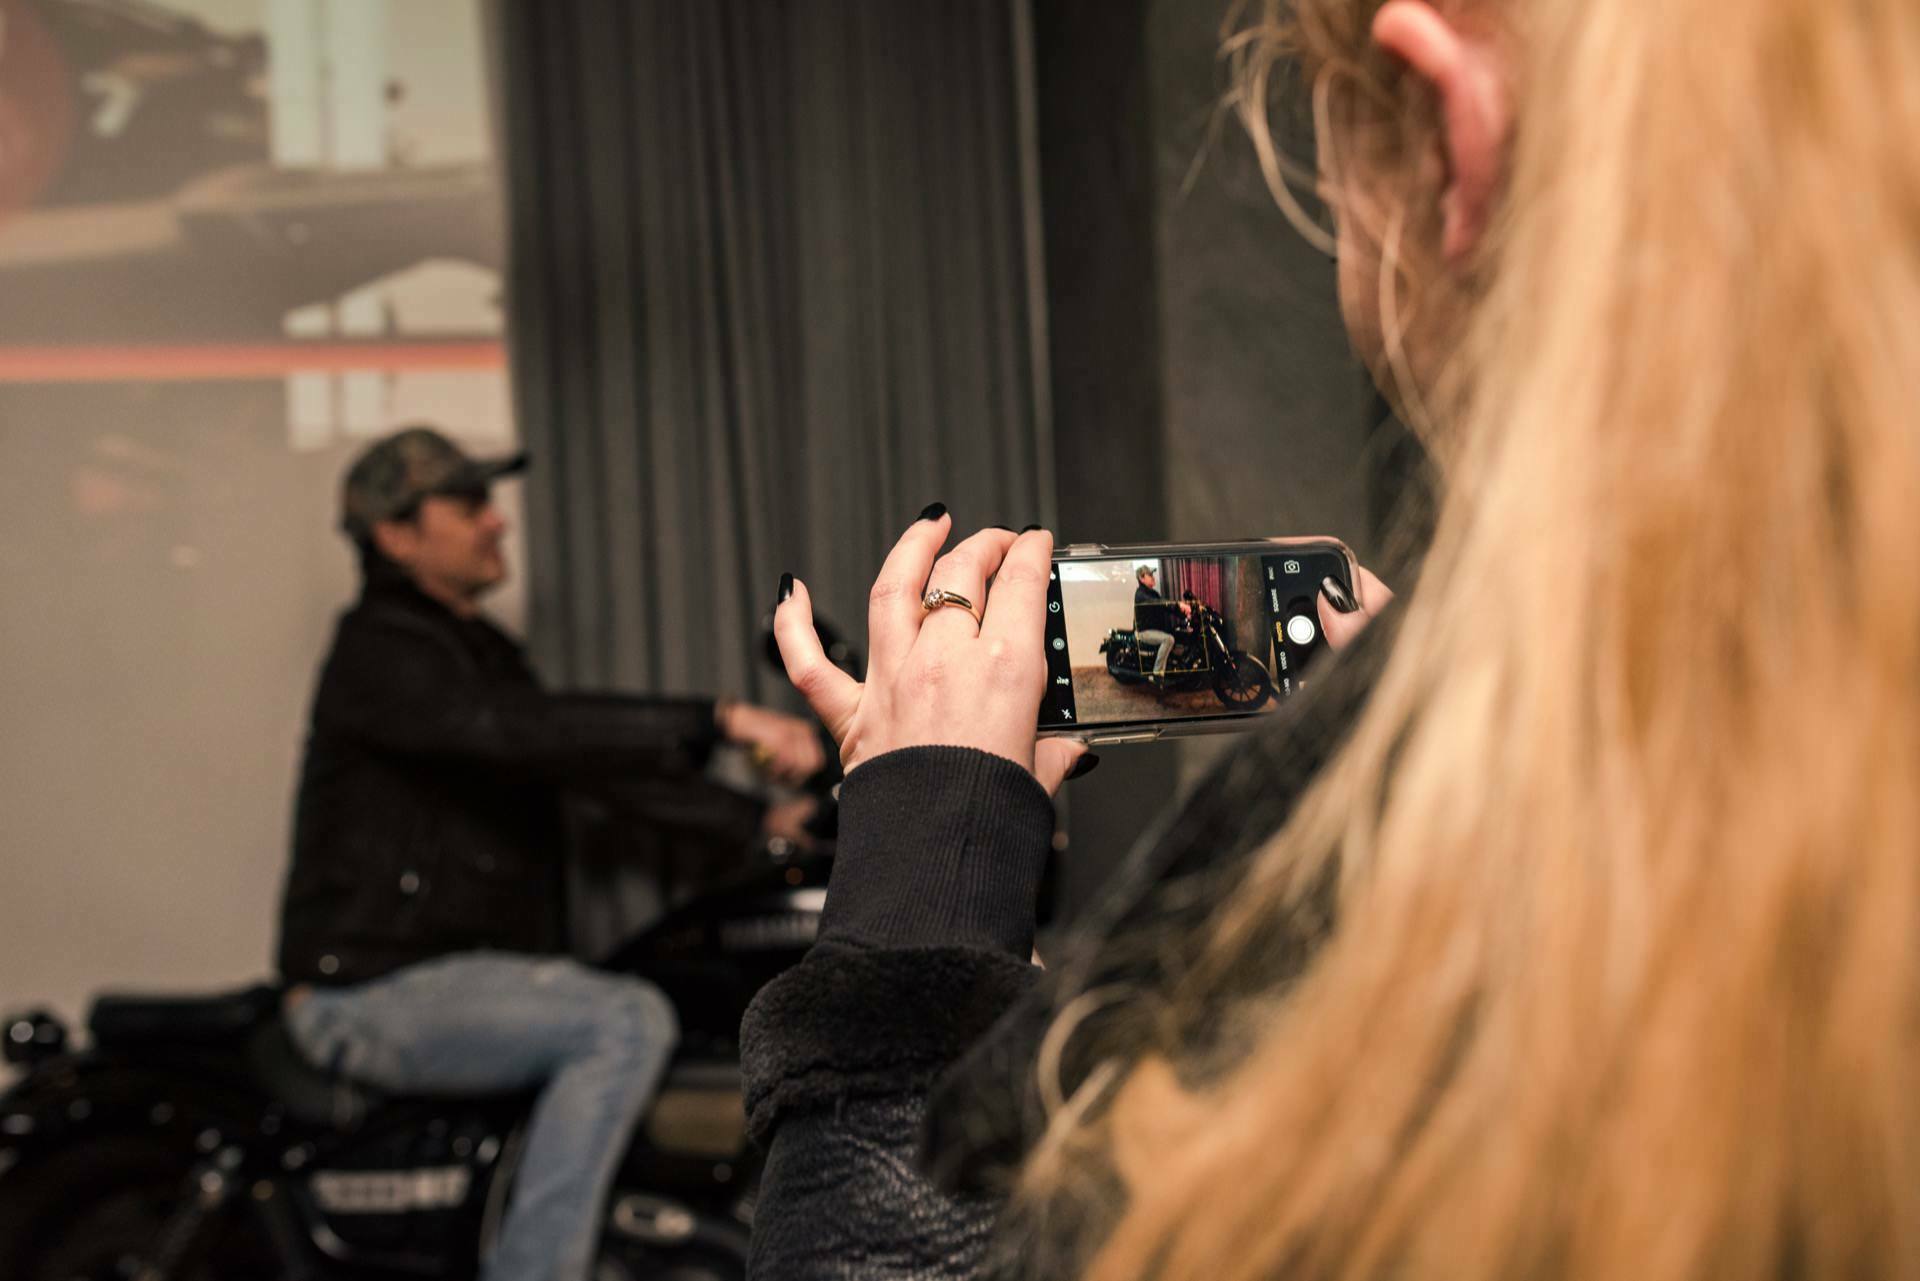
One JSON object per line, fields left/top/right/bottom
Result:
{"left": 340, "top": 425, "right": 528, "bottom": 537}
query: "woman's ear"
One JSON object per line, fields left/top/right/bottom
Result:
{"left": 1372, "top": 1, "right": 1510, "bottom": 263}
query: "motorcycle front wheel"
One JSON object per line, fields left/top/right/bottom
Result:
{"left": 1212, "top": 652, "right": 1274, "bottom": 711}
{"left": 0, "top": 1134, "right": 278, "bottom": 1281}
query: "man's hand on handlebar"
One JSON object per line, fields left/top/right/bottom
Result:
{"left": 760, "top": 794, "right": 820, "bottom": 853}
{"left": 715, "top": 700, "right": 828, "bottom": 786}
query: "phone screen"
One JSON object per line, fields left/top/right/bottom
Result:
{"left": 1039, "top": 543, "right": 1351, "bottom": 732}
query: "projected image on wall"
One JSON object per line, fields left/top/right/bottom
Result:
{"left": 0, "top": 0, "right": 508, "bottom": 448}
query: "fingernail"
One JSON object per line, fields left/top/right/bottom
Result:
{"left": 777, "top": 572, "right": 794, "bottom": 605}
{"left": 1021, "top": 524, "right": 1043, "bottom": 533}
{"left": 1066, "top": 753, "right": 1101, "bottom": 781}
{"left": 1320, "top": 576, "right": 1358, "bottom": 614}
{"left": 990, "top": 524, "right": 1017, "bottom": 532}
{"left": 919, "top": 502, "right": 948, "bottom": 523}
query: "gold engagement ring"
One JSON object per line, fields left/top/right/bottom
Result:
{"left": 921, "top": 587, "right": 982, "bottom": 626}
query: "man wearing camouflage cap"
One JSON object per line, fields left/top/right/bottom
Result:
{"left": 274, "top": 425, "right": 823, "bottom": 1281}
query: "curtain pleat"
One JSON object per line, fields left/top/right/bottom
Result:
{"left": 504, "top": 0, "right": 1044, "bottom": 702}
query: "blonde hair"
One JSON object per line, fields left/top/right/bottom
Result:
{"left": 1020, "top": 1, "right": 1920, "bottom": 1278}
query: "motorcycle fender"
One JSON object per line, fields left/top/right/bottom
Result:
{"left": 0, "top": 1054, "right": 263, "bottom": 1167}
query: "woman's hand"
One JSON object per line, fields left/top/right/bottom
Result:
{"left": 1316, "top": 564, "right": 1395, "bottom": 650}
{"left": 773, "top": 512, "right": 1089, "bottom": 795}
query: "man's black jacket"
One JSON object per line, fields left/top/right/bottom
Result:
{"left": 1134, "top": 583, "right": 1183, "bottom": 634}
{"left": 277, "top": 571, "right": 733, "bottom": 987}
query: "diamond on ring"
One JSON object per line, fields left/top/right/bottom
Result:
{"left": 921, "top": 588, "right": 981, "bottom": 625}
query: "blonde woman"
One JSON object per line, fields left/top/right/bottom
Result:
{"left": 745, "top": 0, "right": 1920, "bottom": 1278}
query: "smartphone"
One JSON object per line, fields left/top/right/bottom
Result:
{"left": 1039, "top": 538, "right": 1358, "bottom": 744}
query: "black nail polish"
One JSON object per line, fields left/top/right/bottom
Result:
{"left": 1067, "top": 753, "right": 1101, "bottom": 781}
{"left": 1021, "top": 524, "right": 1043, "bottom": 533}
{"left": 990, "top": 524, "right": 1017, "bottom": 532}
{"left": 919, "top": 502, "right": 948, "bottom": 523}
{"left": 777, "top": 572, "right": 794, "bottom": 605}
{"left": 1321, "top": 576, "right": 1358, "bottom": 614}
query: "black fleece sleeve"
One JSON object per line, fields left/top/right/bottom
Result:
{"left": 739, "top": 746, "right": 1055, "bottom": 1279}
{"left": 814, "top": 746, "right": 1057, "bottom": 958}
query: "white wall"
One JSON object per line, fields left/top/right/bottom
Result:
{"left": 1059, "top": 560, "right": 1151, "bottom": 668}
{"left": 0, "top": 418, "right": 524, "bottom": 1030}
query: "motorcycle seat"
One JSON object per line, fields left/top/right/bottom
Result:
{"left": 245, "top": 1019, "right": 381, "bottom": 1130}
{"left": 88, "top": 984, "right": 377, "bottom": 1128}
{"left": 88, "top": 982, "right": 281, "bottom": 1047}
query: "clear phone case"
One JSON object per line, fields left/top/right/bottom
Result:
{"left": 1039, "top": 536, "right": 1359, "bottom": 745}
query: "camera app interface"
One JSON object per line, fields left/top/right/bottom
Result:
{"left": 1039, "top": 548, "right": 1350, "bottom": 730}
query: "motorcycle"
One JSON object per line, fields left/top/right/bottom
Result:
{"left": 1099, "top": 601, "right": 1274, "bottom": 712}
{"left": 0, "top": 848, "right": 828, "bottom": 1281}
{"left": 0, "top": 618, "right": 861, "bottom": 1281}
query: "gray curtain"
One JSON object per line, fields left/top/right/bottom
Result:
{"left": 498, "top": 0, "right": 1051, "bottom": 704}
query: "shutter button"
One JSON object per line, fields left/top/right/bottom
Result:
{"left": 399, "top": 871, "right": 421, "bottom": 895}
{"left": 318, "top": 954, "right": 339, "bottom": 976}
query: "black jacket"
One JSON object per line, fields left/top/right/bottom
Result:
{"left": 1134, "top": 583, "right": 1183, "bottom": 634}
{"left": 739, "top": 609, "right": 1398, "bottom": 1279}
{"left": 276, "top": 572, "right": 730, "bottom": 987}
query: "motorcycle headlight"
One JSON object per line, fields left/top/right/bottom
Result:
{"left": 3, "top": 1010, "right": 67, "bottom": 1066}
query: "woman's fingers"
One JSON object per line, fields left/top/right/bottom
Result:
{"left": 867, "top": 510, "right": 954, "bottom": 677}
{"left": 922, "top": 527, "right": 1020, "bottom": 638}
{"left": 1318, "top": 588, "right": 1366, "bottom": 651}
{"left": 774, "top": 577, "right": 861, "bottom": 740}
{"left": 1032, "top": 737, "right": 1090, "bottom": 797}
{"left": 979, "top": 528, "right": 1054, "bottom": 649}
{"left": 826, "top": 521, "right": 1094, "bottom": 787}
{"left": 1318, "top": 564, "right": 1395, "bottom": 651}
{"left": 1354, "top": 564, "right": 1395, "bottom": 612}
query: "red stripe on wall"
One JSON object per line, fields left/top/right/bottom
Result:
{"left": 0, "top": 340, "right": 508, "bottom": 383}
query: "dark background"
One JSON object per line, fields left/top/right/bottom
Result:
{"left": 1032, "top": 0, "right": 1402, "bottom": 912}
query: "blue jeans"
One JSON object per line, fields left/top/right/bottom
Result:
{"left": 286, "top": 953, "right": 678, "bottom": 1281}
{"left": 1137, "top": 629, "right": 1175, "bottom": 677}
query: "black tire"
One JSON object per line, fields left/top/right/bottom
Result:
{"left": 1212, "top": 652, "right": 1274, "bottom": 711}
{"left": 0, "top": 1135, "right": 278, "bottom": 1281}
